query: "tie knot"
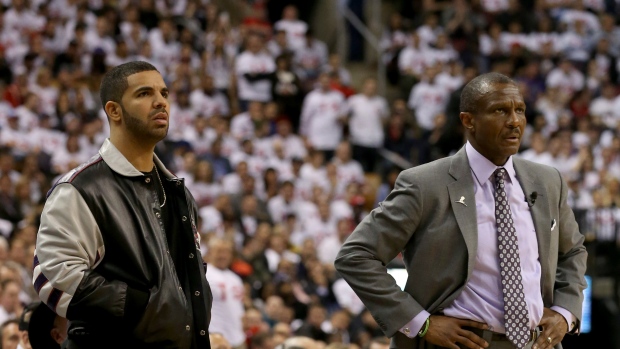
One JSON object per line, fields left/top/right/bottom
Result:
{"left": 494, "top": 167, "right": 507, "bottom": 181}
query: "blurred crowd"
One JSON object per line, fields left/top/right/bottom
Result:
{"left": 0, "top": 0, "right": 618, "bottom": 348}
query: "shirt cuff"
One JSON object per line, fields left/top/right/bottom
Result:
{"left": 550, "top": 306, "right": 576, "bottom": 333}
{"left": 399, "top": 310, "right": 431, "bottom": 338}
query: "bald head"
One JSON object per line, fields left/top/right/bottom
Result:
{"left": 460, "top": 73, "right": 515, "bottom": 113}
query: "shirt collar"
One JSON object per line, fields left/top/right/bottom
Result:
{"left": 99, "top": 138, "right": 176, "bottom": 179}
{"left": 465, "top": 141, "right": 517, "bottom": 186}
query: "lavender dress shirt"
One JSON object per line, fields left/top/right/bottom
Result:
{"left": 399, "top": 143, "right": 574, "bottom": 337}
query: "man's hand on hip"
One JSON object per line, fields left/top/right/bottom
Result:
{"left": 424, "top": 315, "right": 489, "bottom": 349}
{"left": 533, "top": 308, "right": 568, "bottom": 349}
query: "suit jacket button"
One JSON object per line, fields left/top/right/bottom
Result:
{"left": 200, "top": 330, "right": 206, "bottom": 336}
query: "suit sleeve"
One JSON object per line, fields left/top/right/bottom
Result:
{"left": 34, "top": 184, "right": 148, "bottom": 324}
{"left": 553, "top": 169, "right": 588, "bottom": 330}
{"left": 335, "top": 171, "right": 424, "bottom": 337}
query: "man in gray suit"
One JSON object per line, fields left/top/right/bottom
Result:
{"left": 335, "top": 73, "right": 587, "bottom": 349}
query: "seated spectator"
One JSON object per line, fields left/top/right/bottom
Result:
{"left": 0, "top": 319, "right": 20, "bottom": 349}
{"left": 0, "top": 279, "right": 22, "bottom": 326}
{"left": 206, "top": 238, "right": 246, "bottom": 349}
{"left": 294, "top": 305, "right": 328, "bottom": 342}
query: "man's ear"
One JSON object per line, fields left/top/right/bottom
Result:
{"left": 104, "top": 101, "right": 122, "bottom": 122}
{"left": 460, "top": 112, "right": 474, "bottom": 131}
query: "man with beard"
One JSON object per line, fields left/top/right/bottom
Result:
{"left": 33, "top": 61, "right": 212, "bottom": 348}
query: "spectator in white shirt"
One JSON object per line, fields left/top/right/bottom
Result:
{"left": 407, "top": 65, "right": 450, "bottom": 131}
{"left": 435, "top": 61, "right": 465, "bottom": 93}
{"left": 294, "top": 30, "right": 329, "bottom": 90}
{"left": 190, "top": 74, "right": 230, "bottom": 119}
{"left": 300, "top": 73, "right": 347, "bottom": 159}
{"left": 51, "top": 134, "right": 89, "bottom": 174}
{"left": 205, "top": 238, "right": 246, "bottom": 348}
{"left": 271, "top": 119, "right": 307, "bottom": 161}
{"left": 0, "top": 114, "right": 31, "bottom": 158}
{"left": 546, "top": 59, "right": 585, "bottom": 101}
{"left": 230, "top": 101, "right": 264, "bottom": 141}
{"left": 398, "top": 32, "right": 427, "bottom": 93}
{"left": 317, "top": 218, "right": 352, "bottom": 265}
{"left": 148, "top": 17, "right": 181, "bottom": 74}
{"left": 0, "top": 279, "right": 21, "bottom": 326}
{"left": 104, "top": 40, "right": 133, "bottom": 69}
{"left": 591, "top": 83, "right": 617, "bottom": 128}
{"left": 235, "top": 33, "right": 276, "bottom": 109}
{"left": 519, "top": 132, "right": 555, "bottom": 165}
{"left": 266, "top": 140, "right": 294, "bottom": 180}
{"left": 273, "top": 5, "right": 308, "bottom": 50}
{"left": 187, "top": 160, "right": 222, "bottom": 208}
{"left": 204, "top": 33, "right": 236, "bottom": 94}
{"left": 416, "top": 13, "right": 443, "bottom": 48}
{"left": 268, "top": 181, "right": 300, "bottom": 224}
{"left": 332, "top": 141, "right": 365, "bottom": 191}
{"left": 556, "top": 20, "right": 593, "bottom": 64}
{"left": 14, "top": 93, "right": 40, "bottom": 132}
{"left": 347, "top": 77, "right": 389, "bottom": 172}
{"left": 29, "top": 68, "right": 58, "bottom": 119}
{"left": 84, "top": 15, "right": 116, "bottom": 55}
{"left": 559, "top": 1, "right": 601, "bottom": 34}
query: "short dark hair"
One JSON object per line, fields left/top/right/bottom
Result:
{"left": 460, "top": 72, "right": 515, "bottom": 113}
{"left": 99, "top": 61, "right": 158, "bottom": 110}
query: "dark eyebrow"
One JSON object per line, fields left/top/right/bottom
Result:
{"left": 133, "top": 86, "right": 169, "bottom": 95}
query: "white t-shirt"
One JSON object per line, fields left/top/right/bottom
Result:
{"left": 300, "top": 89, "right": 347, "bottom": 150}
{"left": 435, "top": 72, "right": 464, "bottom": 93}
{"left": 294, "top": 40, "right": 328, "bottom": 76}
{"left": 167, "top": 104, "right": 197, "bottom": 142}
{"left": 480, "top": 0, "right": 509, "bottom": 12}
{"left": 398, "top": 46, "right": 427, "bottom": 76}
{"left": 205, "top": 265, "right": 246, "bottom": 347}
{"left": 189, "top": 89, "right": 230, "bottom": 118}
{"left": 556, "top": 31, "right": 591, "bottom": 62}
{"left": 235, "top": 50, "right": 276, "bottom": 102}
{"left": 407, "top": 81, "right": 450, "bottom": 130}
{"left": 268, "top": 195, "right": 300, "bottom": 224}
{"left": 15, "top": 106, "right": 39, "bottom": 131}
{"left": 317, "top": 235, "right": 343, "bottom": 265}
{"left": 0, "top": 127, "right": 32, "bottom": 156}
{"left": 347, "top": 94, "right": 389, "bottom": 148}
{"left": 546, "top": 68, "right": 585, "bottom": 97}
{"left": 180, "top": 127, "right": 217, "bottom": 156}
{"left": 559, "top": 9, "right": 601, "bottom": 33}
{"left": 230, "top": 112, "right": 254, "bottom": 140}
{"left": 416, "top": 25, "right": 443, "bottom": 48}
{"left": 335, "top": 160, "right": 365, "bottom": 187}
{"left": 274, "top": 19, "right": 308, "bottom": 50}
{"left": 526, "top": 32, "right": 559, "bottom": 54}
{"left": 198, "top": 206, "right": 224, "bottom": 236}
{"left": 30, "top": 127, "right": 66, "bottom": 153}
{"left": 84, "top": 30, "right": 116, "bottom": 55}
{"left": 590, "top": 96, "right": 616, "bottom": 128}
{"left": 271, "top": 134, "right": 307, "bottom": 160}
{"left": 332, "top": 278, "right": 365, "bottom": 316}
{"left": 187, "top": 181, "right": 222, "bottom": 208}
{"left": 29, "top": 84, "right": 59, "bottom": 118}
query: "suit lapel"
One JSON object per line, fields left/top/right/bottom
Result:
{"left": 448, "top": 148, "right": 478, "bottom": 278}
{"left": 513, "top": 158, "right": 551, "bottom": 293}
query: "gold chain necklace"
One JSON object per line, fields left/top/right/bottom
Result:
{"left": 154, "top": 166, "right": 167, "bottom": 208}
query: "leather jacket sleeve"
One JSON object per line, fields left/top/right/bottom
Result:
{"left": 34, "top": 183, "right": 146, "bottom": 323}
